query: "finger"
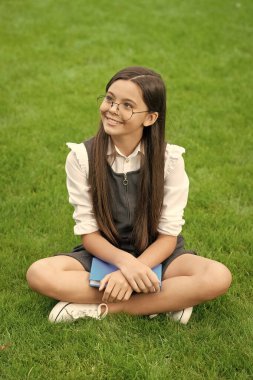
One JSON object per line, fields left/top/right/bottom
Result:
{"left": 99, "top": 274, "right": 110, "bottom": 291}
{"left": 138, "top": 274, "right": 155, "bottom": 292}
{"left": 148, "top": 273, "right": 160, "bottom": 292}
{"left": 108, "top": 286, "right": 122, "bottom": 303}
{"left": 126, "top": 278, "right": 141, "bottom": 293}
{"left": 115, "top": 289, "right": 127, "bottom": 302}
{"left": 140, "top": 275, "right": 153, "bottom": 290}
{"left": 120, "top": 270, "right": 141, "bottom": 293}
{"left": 144, "top": 285, "right": 156, "bottom": 293}
{"left": 134, "top": 278, "right": 149, "bottom": 293}
{"left": 123, "top": 288, "right": 133, "bottom": 301}
{"left": 102, "top": 283, "right": 115, "bottom": 302}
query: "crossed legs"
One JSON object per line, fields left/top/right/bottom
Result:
{"left": 26, "top": 253, "right": 232, "bottom": 316}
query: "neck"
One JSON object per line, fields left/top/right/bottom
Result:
{"left": 110, "top": 135, "right": 142, "bottom": 156}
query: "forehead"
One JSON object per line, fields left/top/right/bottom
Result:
{"left": 107, "top": 79, "right": 144, "bottom": 104}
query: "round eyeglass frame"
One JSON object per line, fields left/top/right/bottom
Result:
{"left": 97, "top": 95, "right": 150, "bottom": 121}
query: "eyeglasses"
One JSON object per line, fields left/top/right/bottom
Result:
{"left": 97, "top": 95, "right": 149, "bottom": 121}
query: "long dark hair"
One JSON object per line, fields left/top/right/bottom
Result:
{"left": 89, "top": 66, "right": 166, "bottom": 252}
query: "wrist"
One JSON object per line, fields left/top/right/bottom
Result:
{"left": 115, "top": 251, "right": 136, "bottom": 269}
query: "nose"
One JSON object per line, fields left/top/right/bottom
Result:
{"left": 109, "top": 101, "right": 119, "bottom": 113}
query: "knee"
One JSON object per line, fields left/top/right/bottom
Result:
{"left": 213, "top": 263, "right": 232, "bottom": 295}
{"left": 200, "top": 262, "right": 232, "bottom": 301}
{"left": 26, "top": 259, "right": 53, "bottom": 292}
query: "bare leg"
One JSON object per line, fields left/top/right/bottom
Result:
{"left": 111, "top": 255, "right": 232, "bottom": 315}
{"left": 26, "top": 256, "right": 104, "bottom": 304}
{"left": 27, "top": 254, "right": 232, "bottom": 315}
{"left": 110, "top": 254, "right": 232, "bottom": 315}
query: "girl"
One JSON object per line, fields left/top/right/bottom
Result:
{"left": 26, "top": 66, "right": 232, "bottom": 324}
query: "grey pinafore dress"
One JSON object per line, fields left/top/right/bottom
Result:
{"left": 57, "top": 138, "right": 196, "bottom": 276}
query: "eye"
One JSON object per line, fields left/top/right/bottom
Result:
{"left": 105, "top": 95, "right": 113, "bottom": 102}
{"left": 122, "top": 102, "right": 133, "bottom": 110}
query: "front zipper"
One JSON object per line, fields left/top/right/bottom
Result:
{"left": 123, "top": 173, "right": 128, "bottom": 186}
{"left": 123, "top": 172, "right": 130, "bottom": 222}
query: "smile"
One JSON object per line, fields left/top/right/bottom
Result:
{"left": 105, "top": 115, "right": 124, "bottom": 125}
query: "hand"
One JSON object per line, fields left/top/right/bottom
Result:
{"left": 99, "top": 270, "right": 133, "bottom": 303}
{"left": 120, "top": 258, "right": 160, "bottom": 294}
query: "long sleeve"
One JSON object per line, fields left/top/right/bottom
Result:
{"left": 65, "top": 143, "right": 99, "bottom": 235}
{"left": 157, "top": 144, "right": 189, "bottom": 236}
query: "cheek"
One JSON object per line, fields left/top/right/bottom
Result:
{"left": 100, "top": 104, "right": 108, "bottom": 114}
{"left": 124, "top": 119, "right": 143, "bottom": 129}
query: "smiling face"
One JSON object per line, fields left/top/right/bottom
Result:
{"left": 100, "top": 79, "right": 158, "bottom": 147}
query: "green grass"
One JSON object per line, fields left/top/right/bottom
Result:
{"left": 1, "top": 0, "right": 253, "bottom": 379}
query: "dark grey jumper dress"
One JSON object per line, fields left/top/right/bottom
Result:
{"left": 57, "top": 138, "right": 196, "bottom": 277}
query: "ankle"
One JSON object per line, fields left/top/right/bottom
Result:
{"left": 107, "top": 301, "right": 125, "bottom": 314}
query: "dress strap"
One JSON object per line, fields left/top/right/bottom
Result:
{"left": 83, "top": 137, "right": 95, "bottom": 159}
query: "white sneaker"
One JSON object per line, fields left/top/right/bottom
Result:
{"left": 149, "top": 307, "right": 193, "bottom": 324}
{"left": 168, "top": 307, "right": 193, "bottom": 325}
{"left": 149, "top": 313, "right": 159, "bottom": 319}
{"left": 48, "top": 302, "right": 108, "bottom": 323}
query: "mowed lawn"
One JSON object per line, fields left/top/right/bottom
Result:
{"left": 0, "top": 0, "right": 252, "bottom": 379}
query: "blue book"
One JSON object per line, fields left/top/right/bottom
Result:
{"left": 89, "top": 257, "right": 162, "bottom": 288}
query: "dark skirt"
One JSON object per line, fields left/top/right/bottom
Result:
{"left": 55, "top": 235, "right": 196, "bottom": 277}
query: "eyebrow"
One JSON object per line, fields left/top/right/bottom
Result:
{"left": 107, "top": 91, "right": 137, "bottom": 106}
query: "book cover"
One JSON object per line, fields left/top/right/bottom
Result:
{"left": 89, "top": 257, "right": 162, "bottom": 288}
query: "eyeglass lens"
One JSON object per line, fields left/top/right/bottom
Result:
{"left": 97, "top": 96, "right": 133, "bottom": 121}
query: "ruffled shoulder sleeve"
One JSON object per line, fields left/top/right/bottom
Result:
{"left": 66, "top": 142, "right": 89, "bottom": 176}
{"left": 164, "top": 144, "right": 186, "bottom": 176}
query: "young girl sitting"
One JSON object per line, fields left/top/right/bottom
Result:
{"left": 26, "top": 66, "right": 232, "bottom": 324}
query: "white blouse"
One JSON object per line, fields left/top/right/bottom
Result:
{"left": 65, "top": 139, "right": 189, "bottom": 237}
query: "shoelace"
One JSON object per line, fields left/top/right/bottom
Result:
{"left": 70, "top": 304, "right": 108, "bottom": 320}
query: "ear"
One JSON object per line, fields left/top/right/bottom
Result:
{"left": 143, "top": 112, "right": 159, "bottom": 127}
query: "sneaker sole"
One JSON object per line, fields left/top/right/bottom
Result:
{"left": 174, "top": 307, "right": 193, "bottom": 324}
{"left": 48, "top": 302, "right": 73, "bottom": 323}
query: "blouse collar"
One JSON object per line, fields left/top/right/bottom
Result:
{"left": 107, "top": 138, "right": 144, "bottom": 158}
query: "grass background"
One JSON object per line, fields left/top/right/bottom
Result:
{"left": 1, "top": 0, "right": 252, "bottom": 379}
